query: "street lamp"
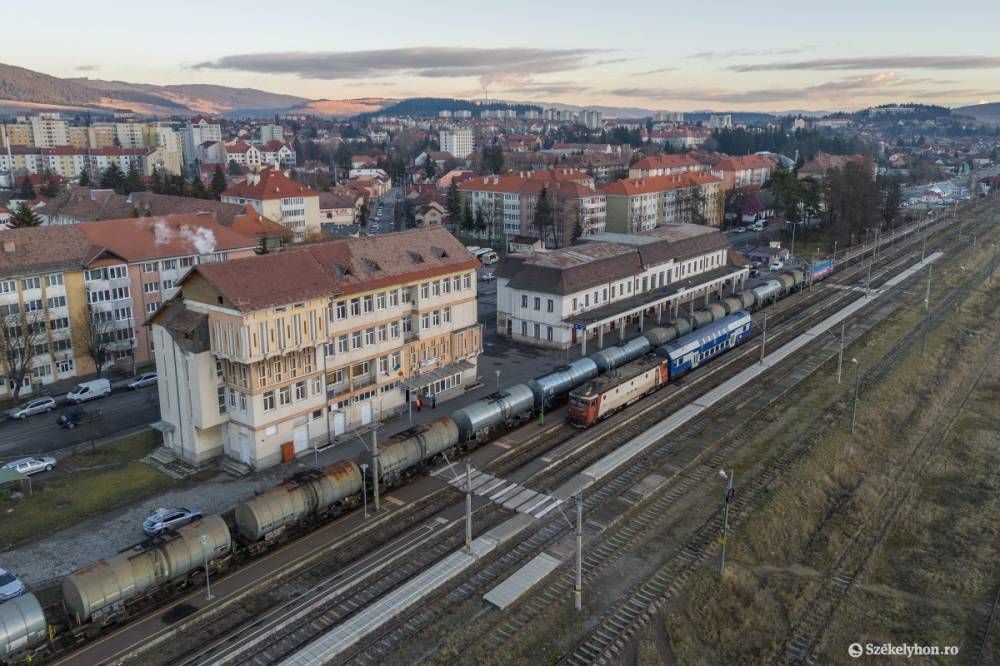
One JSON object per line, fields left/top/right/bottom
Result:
{"left": 495, "top": 369, "right": 501, "bottom": 393}
{"left": 850, "top": 358, "right": 860, "bottom": 434}
{"left": 199, "top": 534, "right": 215, "bottom": 601}
{"left": 360, "top": 463, "right": 369, "bottom": 518}
{"left": 718, "top": 469, "right": 734, "bottom": 577}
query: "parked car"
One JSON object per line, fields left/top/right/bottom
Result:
{"left": 142, "top": 507, "right": 203, "bottom": 536}
{"left": 2, "top": 456, "right": 57, "bottom": 476}
{"left": 127, "top": 373, "right": 158, "bottom": 390}
{"left": 0, "top": 568, "right": 25, "bottom": 601}
{"left": 480, "top": 270, "right": 495, "bottom": 282}
{"left": 749, "top": 268, "right": 760, "bottom": 278}
{"left": 65, "top": 378, "right": 112, "bottom": 404}
{"left": 769, "top": 260, "right": 785, "bottom": 271}
{"left": 734, "top": 226, "right": 746, "bottom": 233}
{"left": 7, "top": 397, "right": 56, "bottom": 419}
{"left": 56, "top": 409, "right": 97, "bottom": 429}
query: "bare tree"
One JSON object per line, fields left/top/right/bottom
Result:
{"left": 0, "top": 308, "right": 47, "bottom": 402}
{"left": 76, "top": 305, "right": 119, "bottom": 377}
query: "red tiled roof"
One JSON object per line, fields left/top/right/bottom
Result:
{"left": 186, "top": 227, "right": 481, "bottom": 311}
{"left": 713, "top": 154, "right": 777, "bottom": 171}
{"left": 602, "top": 172, "right": 722, "bottom": 196}
{"left": 78, "top": 212, "right": 258, "bottom": 263}
{"left": 221, "top": 167, "right": 317, "bottom": 201}
{"left": 630, "top": 154, "right": 701, "bottom": 171}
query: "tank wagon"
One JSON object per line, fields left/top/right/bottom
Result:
{"left": 0, "top": 594, "right": 46, "bottom": 662}
{"left": 62, "top": 515, "right": 231, "bottom": 625}
{"left": 376, "top": 418, "right": 461, "bottom": 482}
{"left": 234, "top": 460, "right": 363, "bottom": 545}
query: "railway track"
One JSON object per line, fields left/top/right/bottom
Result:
{"left": 113, "top": 205, "right": 988, "bottom": 666}
{"left": 554, "top": 223, "right": 999, "bottom": 666}
{"left": 330, "top": 213, "right": 998, "bottom": 664}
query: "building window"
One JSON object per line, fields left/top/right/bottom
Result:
{"left": 338, "top": 335, "right": 349, "bottom": 353}
{"left": 376, "top": 292, "right": 386, "bottom": 309}
{"left": 547, "top": 299, "right": 554, "bottom": 313}
{"left": 0, "top": 280, "right": 15, "bottom": 294}
{"left": 534, "top": 323, "right": 541, "bottom": 338}
{"left": 463, "top": 273, "right": 472, "bottom": 289}
{"left": 352, "top": 331, "right": 362, "bottom": 349}
{"left": 336, "top": 301, "right": 347, "bottom": 319}
{"left": 521, "top": 321, "right": 527, "bottom": 336}
{"left": 534, "top": 297, "right": 541, "bottom": 310}
{"left": 324, "top": 341, "right": 336, "bottom": 357}
{"left": 363, "top": 295, "right": 373, "bottom": 313}
{"left": 521, "top": 295, "right": 528, "bottom": 308}
{"left": 45, "top": 273, "right": 63, "bottom": 287}
{"left": 217, "top": 386, "right": 226, "bottom": 413}
{"left": 421, "top": 313, "right": 430, "bottom": 329}
{"left": 391, "top": 320, "right": 400, "bottom": 338}
{"left": 47, "top": 295, "right": 67, "bottom": 309}
{"left": 279, "top": 385, "right": 291, "bottom": 406}
{"left": 57, "top": 359, "right": 74, "bottom": 373}
{"left": 350, "top": 298, "right": 360, "bottom": 316}
{"left": 452, "top": 276, "right": 461, "bottom": 291}
{"left": 443, "top": 307, "right": 451, "bottom": 324}
{"left": 21, "top": 277, "right": 40, "bottom": 291}
{"left": 420, "top": 283, "right": 429, "bottom": 299}
{"left": 432, "top": 310, "right": 441, "bottom": 326}
{"left": 389, "top": 289, "right": 399, "bottom": 307}
{"left": 295, "top": 380, "right": 307, "bottom": 401}
{"left": 432, "top": 281, "right": 441, "bottom": 297}
{"left": 365, "top": 328, "right": 375, "bottom": 345}
{"left": 263, "top": 390, "right": 275, "bottom": 411}
{"left": 311, "top": 378, "right": 322, "bottom": 395}
{"left": 402, "top": 287, "right": 412, "bottom": 303}
{"left": 378, "top": 324, "right": 387, "bottom": 342}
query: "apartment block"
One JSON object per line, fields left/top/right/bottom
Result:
{"left": 150, "top": 228, "right": 484, "bottom": 469}
{"left": 439, "top": 127, "right": 475, "bottom": 159}
{"left": 603, "top": 172, "right": 725, "bottom": 233}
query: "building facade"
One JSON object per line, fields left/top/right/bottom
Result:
{"left": 439, "top": 127, "right": 475, "bottom": 159}
{"left": 150, "top": 228, "right": 484, "bottom": 469}
{"left": 221, "top": 167, "right": 321, "bottom": 242}
{"left": 495, "top": 225, "right": 748, "bottom": 349}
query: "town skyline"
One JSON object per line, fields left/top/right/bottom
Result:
{"left": 6, "top": 0, "right": 1000, "bottom": 112}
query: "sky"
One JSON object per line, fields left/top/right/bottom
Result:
{"left": 5, "top": 0, "right": 1000, "bottom": 112}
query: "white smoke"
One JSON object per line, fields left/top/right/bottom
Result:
{"left": 153, "top": 219, "right": 173, "bottom": 246}
{"left": 180, "top": 225, "right": 217, "bottom": 254}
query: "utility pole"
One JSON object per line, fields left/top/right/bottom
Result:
{"left": 718, "top": 469, "right": 734, "bottom": 577}
{"left": 360, "top": 463, "right": 369, "bottom": 518}
{"left": 850, "top": 358, "right": 861, "bottom": 433}
{"left": 865, "top": 258, "right": 873, "bottom": 298}
{"left": 922, "top": 264, "right": 932, "bottom": 354}
{"left": 836, "top": 321, "right": 845, "bottom": 384}
{"left": 199, "top": 534, "right": 214, "bottom": 601}
{"left": 759, "top": 312, "right": 768, "bottom": 364}
{"left": 465, "top": 462, "right": 473, "bottom": 554}
{"left": 495, "top": 369, "right": 501, "bottom": 392}
{"left": 832, "top": 239, "right": 838, "bottom": 267}
{"left": 372, "top": 428, "right": 380, "bottom": 513}
{"left": 574, "top": 493, "right": 583, "bottom": 611}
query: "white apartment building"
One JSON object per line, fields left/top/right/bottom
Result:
{"left": 150, "top": 228, "right": 484, "bottom": 470}
{"left": 181, "top": 116, "right": 223, "bottom": 167}
{"left": 496, "top": 225, "right": 747, "bottom": 349}
{"left": 260, "top": 124, "right": 284, "bottom": 143}
{"left": 439, "top": 127, "right": 475, "bottom": 159}
{"left": 29, "top": 115, "right": 69, "bottom": 148}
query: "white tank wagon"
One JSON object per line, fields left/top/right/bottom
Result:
{"left": 0, "top": 593, "right": 47, "bottom": 661}
{"left": 62, "top": 515, "right": 231, "bottom": 625}
{"left": 234, "top": 460, "right": 363, "bottom": 542}
{"left": 452, "top": 385, "right": 535, "bottom": 442}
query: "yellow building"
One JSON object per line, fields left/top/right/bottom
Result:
{"left": 150, "top": 228, "right": 483, "bottom": 469}
{"left": 221, "top": 167, "right": 321, "bottom": 242}
{"left": 0, "top": 228, "right": 98, "bottom": 398}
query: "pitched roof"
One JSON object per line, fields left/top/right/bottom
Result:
{"left": 221, "top": 167, "right": 318, "bottom": 201}
{"left": 78, "top": 213, "right": 258, "bottom": 264}
{"left": 258, "top": 139, "right": 289, "bottom": 152}
{"left": 38, "top": 187, "right": 138, "bottom": 221}
{"left": 713, "top": 154, "right": 777, "bottom": 171}
{"left": 602, "top": 172, "right": 722, "bottom": 196}
{"left": 184, "top": 227, "right": 480, "bottom": 312}
{"left": 0, "top": 226, "right": 90, "bottom": 277}
{"left": 630, "top": 154, "right": 701, "bottom": 171}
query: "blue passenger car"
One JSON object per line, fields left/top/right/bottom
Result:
{"left": 657, "top": 311, "right": 753, "bottom": 379}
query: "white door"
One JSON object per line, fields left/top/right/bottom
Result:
{"left": 333, "top": 412, "right": 346, "bottom": 436}
{"left": 238, "top": 430, "right": 252, "bottom": 465}
{"left": 361, "top": 403, "right": 373, "bottom": 425}
{"left": 293, "top": 425, "right": 308, "bottom": 454}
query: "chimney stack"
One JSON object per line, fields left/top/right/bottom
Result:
{"left": 2, "top": 239, "right": 16, "bottom": 253}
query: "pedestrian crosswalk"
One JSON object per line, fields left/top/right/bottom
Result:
{"left": 438, "top": 467, "right": 563, "bottom": 519}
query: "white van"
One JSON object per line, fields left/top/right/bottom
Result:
{"left": 66, "top": 378, "right": 112, "bottom": 404}
{"left": 474, "top": 249, "right": 499, "bottom": 265}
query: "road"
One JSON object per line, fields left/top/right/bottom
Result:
{"left": 0, "top": 386, "right": 159, "bottom": 459}
{"left": 364, "top": 186, "right": 401, "bottom": 236}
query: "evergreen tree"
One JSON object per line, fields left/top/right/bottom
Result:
{"left": 358, "top": 202, "right": 369, "bottom": 228}
{"left": 460, "top": 199, "right": 475, "bottom": 232}
{"left": 533, "top": 186, "right": 555, "bottom": 247}
{"left": 123, "top": 162, "right": 142, "bottom": 194}
{"left": 227, "top": 159, "right": 241, "bottom": 176}
{"left": 78, "top": 168, "right": 91, "bottom": 187}
{"left": 446, "top": 180, "right": 461, "bottom": 224}
{"left": 18, "top": 177, "right": 36, "bottom": 200}
{"left": 150, "top": 167, "right": 164, "bottom": 194}
{"left": 211, "top": 165, "right": 228, "bottom": 198}
{"left": 190, "top": 172, "right": 209, "bottom": 199}
{"left": 100, "top": 163, "right": 126, "bottom": 193}
{"left": 9, "top": 202, "right": 41, "bottom": 228}
{"left": 167, "top": 174, "right": 187, "bottom": 196}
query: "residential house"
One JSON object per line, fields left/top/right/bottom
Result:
{"left": 221, "top": 167, "right": 321, "bottom": 242}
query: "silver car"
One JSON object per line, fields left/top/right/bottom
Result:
{"left": 143, "top": 507, "right": 203, "bottom": 536}
{"left": 127, "top": 372, "right": 158, "bottom": 390}
{"left": 8, "top": 397, "right": 57, "bottom": 419}
{"left": 2, "top": 456, "right": 57, "bottom": 476}
{"left": 0, "top": 568, "right": 25, "bottom": 601}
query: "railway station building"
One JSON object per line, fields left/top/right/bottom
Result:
{"left": 495, "top": 224, "right": 749, "bottom": 350}
{"left": 149, "top": 228, "right": 484, "bottom": 470}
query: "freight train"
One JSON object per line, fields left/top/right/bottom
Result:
{"left": 0, "top": 269, "right": 811, "bottom": 664}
